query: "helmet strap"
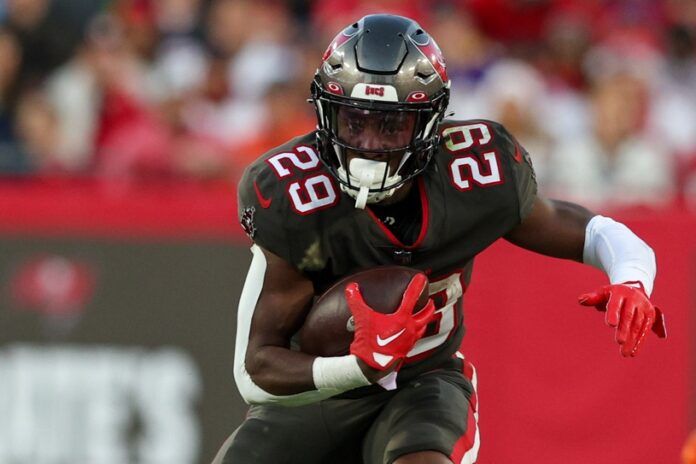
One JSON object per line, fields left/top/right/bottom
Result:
{"left": 350, "top": 158, "right": 387, "bottom": 209}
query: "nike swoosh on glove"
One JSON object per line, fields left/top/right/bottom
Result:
{"left": 578, "top": 281, "right": 666, "bottom": 357}
{"left": 346, "top": 273, "right": 435, "bottom": 370}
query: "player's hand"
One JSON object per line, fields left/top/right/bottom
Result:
{"left": 578, "top": 281, "right": 667, "bottom": 357}
{"left": 346, "top": 274, "right": 435, "bottom": 371}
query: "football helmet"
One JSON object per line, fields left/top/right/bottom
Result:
{"left": 311, "top": 14, "right": 450, "bottom": 208}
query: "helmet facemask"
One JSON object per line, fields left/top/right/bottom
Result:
{"left": 313, "top": 82, "right": 448, "bottom": 209}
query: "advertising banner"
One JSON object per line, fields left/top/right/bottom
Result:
{"left": 0, "top": 237, "right": 251, "bottom": 463}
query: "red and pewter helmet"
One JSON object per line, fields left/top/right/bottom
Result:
{"left": 311, "top": 14, "right": 450, "bottom": 208}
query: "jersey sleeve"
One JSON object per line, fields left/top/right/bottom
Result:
{"left": 237, "top": 162, "right": 292, "bottom": 262}
{"left": 490, "top": 121, "right": 538, "bottom": 222}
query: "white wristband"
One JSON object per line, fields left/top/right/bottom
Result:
{"left": 312, "top": 355, "right": 371, "bottom": 391}
{"left": 583, "top": 215, "right": 656, "bottom": 295}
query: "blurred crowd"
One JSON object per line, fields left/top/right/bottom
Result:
{"left": 1, "top": 0, "right": 696, "bottom": 209}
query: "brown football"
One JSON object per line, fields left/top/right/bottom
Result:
{"left": 298, "top": 266, "right": 429, "bottom": 357}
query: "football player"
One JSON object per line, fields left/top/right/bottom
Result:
{"left": 213, "top": 14, "right": 666, "bottom": 464}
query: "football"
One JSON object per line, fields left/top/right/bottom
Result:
{"left": 298, "top": 266, "right": 429, "bottom": 357}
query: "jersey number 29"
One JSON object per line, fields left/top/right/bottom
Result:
{"left": 443, "top": 123, "right": 503, "bottom": 190}
{"left": 266, "top": 146, "right": 338, "bottom": 214}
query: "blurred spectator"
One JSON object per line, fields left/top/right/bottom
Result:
{"left": 479, "top": 59, "right": 555, "bottom": 187}
{"left": 227, "top": 0, "right": 301, "bottom": 101}
{"left": 177, "top": 56, "right": 264, "bottom": 155}
{"left": 311, "top": 0, "right": 430, "bottom": 43}
{"left": 464, "top": 0, "right": 555, "bottom": 47}
{"left": 205, "top": 0, "right": 255, "bottom": 59}
{"left": 538, "top": 11, "right": 593, "bottom": 91}
{"left": 432, "top": 6, "right": 501, "bottom": 120}
{"left": 648, "top": 24, "right": 696, "bottom": 158}
{"left": 43, "top": 43, "right": 100, "bottom": 172}
{"left": 94, "top": 86, "right": 173, "bottom": 180}
{"left": 45, "top": 13, "right": 164, "bottom": 175}
{"left": 524, "top": 10, "right": 594, "bottom": 146}
{"left": 666, "top": 0, "right": 696, "bottom": 27}
{"left": 151, "top": 40, "right": 208, "bottom": 101}
{"left": 0, "top": 0, "right": 690, "bottom": 209}
{"left": 3, "top": 0, "right": 82, "bottom": 87}
{"left": 0, "top": 27, "right": 26, "bottom": 173}
{"left": 547, "top": 71, "right": 675, "bottom": 208}
{"left": 14, "top": 89, "right": 60, "bottom": 172}
{"left": 155, "top": 0, "right": 203, "bottom": 39}
{"left": 166, "top": 56, "right": 237, "bottom": 181}
{"left": 89, "top": 13, "right": 174, "bottom": 179}
{"left": 231, "top": 81, "right": 316, "bottom": 179}
{"left": 150, "top": 0, "right": 208, "bottom": 100}
{"left": 79, "top": 13, "right": 175, "bottom": 180}
{"left": 116, "top": 1, "right": 159, "bottom": 63}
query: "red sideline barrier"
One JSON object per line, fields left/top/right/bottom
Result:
{"left": 463, "top": 210, "right": 696, "bottom": 463}
{"left": 0, "top": 177, "right": 242, "bottom": 240}
{"left": 1, "top": 178, "right": 693, "bottom": 463}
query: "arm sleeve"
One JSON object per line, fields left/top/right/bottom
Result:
{"left": 582, "top": 215, "right": 657, "bottom": 295}
{"left": 233, "top": 245, "right": 349, "bottom": 406}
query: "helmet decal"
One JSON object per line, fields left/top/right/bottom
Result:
{"left": 326, "top": 82, "right": 344, "bottom": 95}
{"left": 406, "top": 91, "right": 428, "bottom": 102}
{"left": 410, "top": 35, "right": 449, "bottom": 83}
{"left": 322, "top": 24, "right": 360, "bottom": 62}
{"left": 350, "top": 83, "right": 399, "bottom": 102}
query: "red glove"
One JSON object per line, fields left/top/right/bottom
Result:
{"left": 578, "top": 281, "right": 667, "bottom": 357}
{"left": 346, "top": 274, "right": 435, "bottom": 370}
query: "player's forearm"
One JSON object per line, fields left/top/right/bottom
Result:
{"left": 236, "top": 347, "right": 370, "bottom": 406}
{"left": 245, "top": 346, "right": 316, "bottom": 395}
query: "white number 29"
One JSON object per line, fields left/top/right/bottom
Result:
{"left": 443, "top": 124, "right": 503, "bottom": 191}
{"left": 266, "top": 146, "right": 338, "bottom": 214}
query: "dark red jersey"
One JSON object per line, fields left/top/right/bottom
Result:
{"left": 238, "top": 119, "right": 537, "bottom": 383}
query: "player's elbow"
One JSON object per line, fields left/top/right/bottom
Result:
{"left": 233, "top": 344, "right": 276, "bottom": 404}
{"left": 244, "top": 350, "right": 277, "bottom": 391}
{"left": 238, "top": 383, "right": 273, "bottom": 405}
{"left": 233, "top": 360, "right": 277, "bottom": 405}
{"left": 234, "top": 360, "right": 322, "bottom": 407}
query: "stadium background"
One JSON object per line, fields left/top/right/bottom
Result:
{"left": 0, "top": 0, "right": 694, "bottom": 463}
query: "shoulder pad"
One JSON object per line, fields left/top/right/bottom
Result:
{"left": 237, "top": 132, "right": 342, "bottom": 259}
{"left": 435, "top": 118, "right": 537, "bottom": 220}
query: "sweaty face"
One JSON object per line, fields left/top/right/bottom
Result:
{"left": 336, "top": 106, "right": 418, "bottom": 175}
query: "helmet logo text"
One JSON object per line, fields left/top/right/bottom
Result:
{"left": 350, "top": 83, "right": 399, "bottom": 101}
{"left": 365, "top": 86, "right": 385, "bottom": 97}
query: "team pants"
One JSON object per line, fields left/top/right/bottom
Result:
{"left": 213, "top": 356, "right": 479, "bottom": 464}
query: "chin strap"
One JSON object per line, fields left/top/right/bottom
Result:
{"left": 347, "top": 158, "right": 391, "bottom": 209}
{"left": 354, "top": 172, "right": 376, "bottom": 209}
{"left": 355, "top": 188, "right": 370, "bottom": 209}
